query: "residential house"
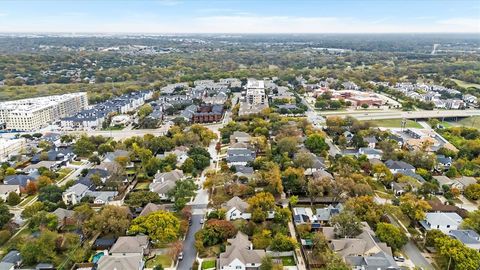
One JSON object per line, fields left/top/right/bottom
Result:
{"left": 0, "top": 185, "right": 20, "bottom": 201}
{"left": 149, "top": 169, "right": 184, "bottom": 200}
{"left": 217, "top": 232, "right": 266, "bottom": 270}
{"left": 419, "top": 212, "right": 463, "bottom": 234}
{"left": 363, "top": 136, "right": 378, "bottom": 148}
{"left": 104, "top": 150, "right": 130, "bottom": 163}
{"left": 293, "top": 207, "right": 317, "bottom": 225}
{"left": 62, "top": 183, "right": 89, "bottom": 205}
{"left": 463, "top": 94, "right": 478, "bottom": 104}
{"left": 153, "top": 169, "right": 184, "bottom": 183}
{"left": 449, "top": 230, "right": 480, "bottom": 251}
{"left": 22, "top": 161, "right": 57, "bottom": 174}
{"left": 226, "top": 147, "right": 255, "bottom": 167}
{"left": 436, "top": 155, "right": 452, "bottom": 171}
{"left": 316, "top": 203, "right": 343, "bottom": 225}
{"left": 385, "top": 160, "right": 415, "bottom": 174}
{"left": 163, "top": 146, "right": 189, "bottom": 166}
{"left": 31, "top": 146, "right": 76, "bottom": 165}
{"left": 110, "top": 236, "right": 150, "bottom": 256}
{"left": 233, "top": 165, "right": 254, "bottom": 180}
{"left": 230, "top": 131, "right": 252, "bottom": 144}
{"left": 0, "top": 250, "right": 22, "bottom": 270}
{"left": 358, "top": 147, "right": 383, "bottom": 159}
{"left": 97, "top": 254, "right": 144, "bottom": 270}
{"left": 3, "top": 174, "right": 36, "bottom": 189}
{"left": 139, "top": 203, "right": 166, "bottom": 217}
{"left": 223, "top": 196, "right": 251, "bottom": 221}
{"left": 456, "top": 176, "right": 478, "bottom": 191}
{"left": 52, "top": 208, "right": 76, "bottom": 228}
{"left": 346, "top": 251, "right": 399, "bottom": 270}
{"left": 391, "top": 182, "right": 411, "bottom": 196}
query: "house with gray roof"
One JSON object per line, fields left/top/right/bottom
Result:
{"left": 449, "top": 230, "right": 480, "bottom": 251}
{"left": 110, "top": 235, "right": 149, "bottom": 256}
{"left": 346, "top": 251, "right": 399, "bottom": 270}
{"left": 385, "top": 160, "right": 415, "bottom": 174}
{"left": 358, "top": 147, "right": 383, "bottom": 159}
{"left": 0, "top": 185, "right": 20, "bottom": 201}
{"left": 52, "top": 208, "right": 75, "bottom": 228}
{"left": 230, "top": 131, "right": 251, "bottom": 144}
{"left": 226, "top": 148, "right": 255, "bottom": 166}
{"left": 223, "top": 196, "right": 251, "bottom": 221}
{"left": 217, "top": 232, "right": 265, "bottom": 270}
{"left": 153, "top": 169, "right": 184, "bottom": 183}
{"left": 419, "top": 212, "right": 463, "bottom": 234}
{"left": 4, "top": 174, "right": 36, "bottom": 188}
{"left": 363, "top": 136, "right": 378, "bottom": 148}
{"left": 97, "top": 254, "right": 144, "bottom": 270}
{"left": 316, "top": 203, "right": 343, "bottom": 224}
{"left": 1, "top": 250, "right": 21, "bottom": 269}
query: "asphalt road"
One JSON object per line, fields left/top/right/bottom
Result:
{"left": 177, "top": 213, "right": 205, "bottom": 270}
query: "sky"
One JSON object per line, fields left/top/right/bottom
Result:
{"left": 0, "top": 0, "right": 479, "bottom": 33}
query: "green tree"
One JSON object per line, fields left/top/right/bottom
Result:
{"left": 125, "top": 191, "right": 161, "bottom": 208}
{"left": 181, "top": 157, "right": 195, "bottom": 174}
{"left": 464, "top": 183, "right": 480, "bottom": 201}
{"left": 304, "top": 133, "right": 329, "bottom": 155}
{"left": 461, "top": 209, "right": 480, "bottom": 234}
{"left": 167, "top": 179, "right": 197, "bottom": 211}
{"left": 0, "top": 203, "right": 12, "bottom": 227}
{"left": 20, "top": 230, "right": 58, "bottom": 265}
{"left": 399, "top": 193, "right": 431, "bottom": 224}
{"left": 129, "top": 210, "right": 180, "bottom": 243}
{"left": 375, "top": 223, "right": 408, "bottom": 251}
{"left": 29, "top": 211, "right": 58, "bottom": 231}
{"left": 22, "top": 201, "right": 46, "bottom": 219}
{"left": 435, "top": 235, "right": 480, "bottom": 270}
{"left": 270, "top": 233, "right": 297, "bottom": 251}
{"left": 38, "top": 185, "right": 63, "bottom": 204}
{"left": 330, "top": 210, "right": 363, "bottom": 238}
{"left": 73, "top": 136, "right": 96, "bottom": 157}
{"left": 83, "top": 205, "right": 131, "bottom": 237}
{"left": 138, "top": 104, "right": 153, "bottom": 119}
{"left": 276, "top": 136, "right": 298, "bottom": 155}
{"left": 6, "top": 192, "right": 21, "bottom": 206}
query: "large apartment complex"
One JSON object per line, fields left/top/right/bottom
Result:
{"left": 246, "top": 79, "right": 267, "bottom": 105}
{"left": 0, "top": 92, "right": 88, "bottom": 131}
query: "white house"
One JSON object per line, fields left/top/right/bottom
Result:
{"left": 217, "top": 232, "right": 265, "bottom": 270}
{"left": 420, "top": 212, "right": 463, "bottom": 234}
{"left": 222, "top": 196, "right": 251, "bottom": 221}
{"left": 0, "top": 185, "right": 20, "bottom": 201}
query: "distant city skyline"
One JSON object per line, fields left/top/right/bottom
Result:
{"left": 0, "top": 0, "right": 479, "bottom": 33}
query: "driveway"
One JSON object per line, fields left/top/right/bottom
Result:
{"left": 457, "top": 195, "right": 479, "bottom": 212}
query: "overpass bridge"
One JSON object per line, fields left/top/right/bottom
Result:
{"left": 320, "top": 109, "right": 480, "bottom": 121}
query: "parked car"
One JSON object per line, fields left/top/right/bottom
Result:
{"left": 393, "top": 256, "right": 405, "bottom": 262}
{"left": 178, "top": 252, "right": 183, "bottom": 260}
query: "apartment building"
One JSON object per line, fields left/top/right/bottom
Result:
{"left": 246, "top": 79, "right": 266, "bottom": 105}
{"left": 0, "top": 92, "right": 88, "bottom": 131}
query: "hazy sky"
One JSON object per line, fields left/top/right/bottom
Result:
{"left": 0, "top": 0, "right": 479, "bottom": 33}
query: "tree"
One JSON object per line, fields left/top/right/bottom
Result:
{"left": 73, "top": 136, "right": 96, "bottom": 157}
{"left": 399, "top": 193, "right": 431, "bottom": 224}
{"left": 196, "top": 219, "right": 237, "bottom": 247}
{"left": 129, "top": 210, "right": 180, "bottom": 243}
{"left": 375, "top": 223, "right": 407, "bottom": 251}
{"left": 98, "top": 143, "right": 114, "bottom": 155}
{"left": 181, "top": 158, "right": 195, "bottom": 174}
{"left": 434, "top": 235, "right": 480, "bottom": 270}
{"left": 282, "top": 167, "right": 305, "bottom": 194}
{"left": 167, "top": 179, "right": 197, "bottom": 211}
{"left": 304, "top": 133, "right": 329, "bottom": 155}
{"left": 464, "top": 183, "right": 480, "bottom": 201}
{"left": 425, "top": 229, "right": 445, "bottom": 247}
{"left": 307, "top": 176, "right": 333, "bottom": 205}
{"left": 22, "top": 201, "right": 46, "bottom": 219}
{"left": 125, "top": 191, "right": 161, "bottom": 208}
{"left": 37, "top": 175, "right": 53, "bottom": 189}
{"left": 0, "top": 203, "right": 12, "bottom": 227}
{"left": 188, "top": 147, "right": 211, "bottom": 171}
{"left": 247, "top": 192, "right": 276, "bottom": 222}
{"left": 260, "top": 256, "right": 274, "bottom": 270}
{"left": 88, "top": 155, "right": 101, "bottom": 165}
{"left": 372, "top": 163, "right": 393, "bottom": 185}
{"left": 73, "top": 204, "right": 95, "bottom": 225}
{"left": 6, "top": 192, "right": 21, "bottom": 206}
{"left": 25, "top": 181, "right": 38, "bottom": 195}
{"left": 84, "top": 205, "right": 131, "bottom": 237}
{"left": 20, "top": 230, "right": 58, "bottom": 265}
{"left": 29, "top": 211, "right": 58, "bottom": 231}
{"left": 293, "top": 151, "right": 314, "bottom": 169}
{"left": 138, "top": 103, "right": 153, "bottom": 119}
{"left": 276, "top": 136, "right": 298, "bottom": 155}
{"left": 38, "top": 185, "right": 63, "bottom": 204}
{"left": 270, "top": 233, "right": 297, "bottom": 251}
{"left": 253, "top": 230, "right": 272, "bottom": 249}
{"left": 345, "top": 196, "right": 384, "bottom": 226}
{"left": 461, "top": 209, "right": 480, "bottom": 234}
{"left": 330, "top": 210, "right": 363, "bottom": 238}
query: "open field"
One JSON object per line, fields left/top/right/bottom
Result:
{"left": 451, "top": 79, "right": 480, "bottom": 89}
{"left": 362, "top": 119, "right": 423, "bottom": 128}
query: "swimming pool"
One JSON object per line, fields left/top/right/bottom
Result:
{"left": 92, "top": 251, "right": 105, "bottom": 263}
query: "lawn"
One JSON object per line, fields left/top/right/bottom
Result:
{"left": 145, "top": 254, "right": 172, "bottom": 268}
{"left": 134, "top": 182, "right": 150, "bottom": 190}
{"left": 57, "top": 168, "right": 74, "bottom": 181}
{"left": 70, "top": 161, "right": 83, "bottom": 166}
{"left": 363, "top": 118, "right": 423, "bottom": 128}
{"left": 451, "top": 79, "right": 480, "bottom": 89}
{"left": 202, "top": 260, "right": 216, "bottom": 269}
{"left": 18, "top": 195, "right": 36, "bottom": 207}
{"left": 281, "top": 256, "right": 296, "bottom": 266}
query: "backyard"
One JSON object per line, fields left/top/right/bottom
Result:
{"left": 145, "top": 254, "right": 172, "bottom": 268}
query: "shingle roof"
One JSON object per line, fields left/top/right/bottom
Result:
{"left": 139, "top": 203, "right": 166, "bottom": 217}
{"left": 223, "top": 196, "right": 249, "bottom": 213}
{"left": 449, "top": 230, "right": 480, "bottom": 245}
{"left": 218, "top": 232, "right": 265, "bottom": 269}
{"left": 110, "top": 236, "right": 149, "bottom": 254}
{"left": 385, "top": 160, "right": 415, "bottom": 170}
{"left": 97, "top": 254, "right": 143, "bottom": 270}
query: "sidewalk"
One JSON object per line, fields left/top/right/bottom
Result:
{"left": 287, "top": 221, "right": 307, "bottom": 270}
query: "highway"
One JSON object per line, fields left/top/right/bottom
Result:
{"left": 319, "top": 109, "right": 480, "bottom": 121}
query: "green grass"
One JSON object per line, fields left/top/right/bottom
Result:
{"left": 70, "top": 161, "right": 83, "bottom": 166}
{"left": 145, "top": 254, "right": 172, "bottom": 268}
{"left": 363, "top": 118, "right": 423, "bottom": 128}
{"left": 451, "top": 79, "right": 480, "bottom": 89}
{"left": 454, "top": 116, "right": 480, "bottom": 130}
{"left": 202, "top": 260, "right": 216, "bottom": 269}
{"left": 103, "top": 125, "right": 124, "bottom": 131}
{"left": 134, "top": 182, "right": 150, "bottom": 190}
{"left": 281, "top": 256, "right": 296, "bottom": 266}
{"left": 18, "top": 195, "right": 36, "bottom": 207}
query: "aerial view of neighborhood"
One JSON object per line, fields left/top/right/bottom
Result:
{"left": 0, "top": 1, "right": 479, "bottom": 270}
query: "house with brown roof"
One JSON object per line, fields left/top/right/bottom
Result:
{"left": 217, "top": 232, "right": 265, "bottom": 270}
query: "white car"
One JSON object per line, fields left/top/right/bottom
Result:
{"left": 178, "top": 252, "right": 183, "bottom": 260}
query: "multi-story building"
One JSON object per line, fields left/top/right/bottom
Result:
{"left": 0, "top": 92, "right": 88, "bottom": 131}
{"left": 246, "top": 79, "right": 266, "bottom": 105}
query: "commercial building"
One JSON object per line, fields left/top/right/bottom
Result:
{"left": 0, "top": 92, "right": 88, "bottom": 131}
